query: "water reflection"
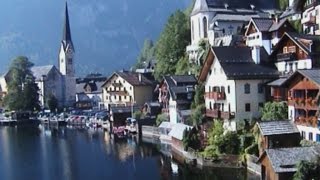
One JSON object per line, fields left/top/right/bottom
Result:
{"left": 0, "top": 126, "right": 251, "bottom": 180}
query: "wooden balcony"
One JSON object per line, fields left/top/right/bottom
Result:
{"left": 295, "top": 116, "right": 318, "bottom": 128}
{"left": 206, "top": 109, "right": 235, "bottom": 119}
{"left": 205, "top": 92, "right": 226, "bottom": 101}
{"left": 288, "top": 97, "right": 319, "bottom": 110}
{"left": 276, "top": 53, "right": 297, "bottom": 62}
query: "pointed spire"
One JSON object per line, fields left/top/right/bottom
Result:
{"left": 62, "top": 1, "right": 72, "bottom": 42}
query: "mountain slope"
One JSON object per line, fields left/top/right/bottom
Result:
{"left": 0, "top": 0, "right": 191, "bottom": 75}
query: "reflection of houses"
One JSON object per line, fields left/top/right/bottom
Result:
{"left": 258, "top": 146, "right": 320, "bottom": 180}
{"left": 101, "top": 71, "right": 154, "bottom": 110}
{"left": 245, "top": 17, "right": 294, "bottom": 54}
{"left": 76, "top": 81, "right": 104, "bottom": 110}
{"left": 257, "top": 120, "right": 301, "bottom": 155}
{"left": 268, "top": 33, "right": 320, "bottom": 102}
{"left": 199, "top": 46, "right": 278, "bottom": 130}
{"left": 158, "top": 75, "right": 197, "bottom": 124}
{"left": 282, "top": 69, "right": 320, "bottom": 142}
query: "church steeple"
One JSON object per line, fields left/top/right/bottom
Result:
{"left": 63, "top": 2, "right": 72, "bottom": 43}
{"left": 59, "top": 1, "right": 75, "bottom": 77}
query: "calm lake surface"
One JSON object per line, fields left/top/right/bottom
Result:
{"left": 0, "top": 126, "right": 255, "bottom": 180}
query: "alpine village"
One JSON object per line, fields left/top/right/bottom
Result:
{"left": 0, "top": 0, "right": 320, "bottom": 180}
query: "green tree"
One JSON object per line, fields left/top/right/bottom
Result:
{"left": 46, "top": 93, "right": 58, "bottom": 112}
{"left": 183, "top": 127, "right": 201, "bottom": 151}
{"left": 135, "top": 39, "right": 155, "bottom": 69}
{"left": 154, "top": 10, "right": 191, "bottom": 80}
{"left": 156, "top": 114, "right": 168, "bottom": 126}
{"left": 277, "top": 0, "right": 289, "bottom": 10}
{"left": 190, "top": 104, "right": 206, "bottom": 126}
{"left": 3, "top": 56, "right": 40, "bottom": 111}
{"left": 219, "top": 131, "right": 240, "bottom": 154}
{"left": 261, "top": 102, "right": 288, "bottom": 121}
{"left": 293, "top": 157, "right": 320, "bottom": 180}
{"left": 175, "top": 55, "right": 189, "bottom": 75}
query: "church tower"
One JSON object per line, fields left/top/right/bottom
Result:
{"left": 59, "top": 2, "right": 76, "bottom": 107}
{"left": 59, "top": 2, "right": 75, "bottom": 77}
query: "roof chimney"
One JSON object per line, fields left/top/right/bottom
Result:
{"left": 224, "top": 3, "right": 229, "bottom": 9}
{"left": 138, "top": 73, "right": 142, "bottom": 82}
{"left": 252, "top": 46, "right": 260, "bottom": 64}
{"left": 250, "top": 4, "right": 255, "bottom": 10}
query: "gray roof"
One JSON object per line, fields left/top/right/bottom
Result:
{"left": 267, "top": 78, "right": 288, "bottom": 86}
{"left": 212, "top": 14, "right": 259, "bottom": 22}
{"left": 263, "top": 146, "right": 320, "bottom": 173}
{"left": 31, "top": 65, "right": 58, "bottom": 81}
{"left": 212, "top": 46, "right": 279, "bottom": 80}
{"left": 252, "top": 18, "right": 274, "bottom": 32}
{"left": 206, "top": 0, "right": 277, "bottom": 9}
{"left": 298, "top": 69, "right": 320, "bottom": 86}
{"left": 171, "top": 75, "right": 197, "bottom": 84}
{"left": 258, "top": 120, "right": 299, "bottom": 136}
{"left": 168, "top": 123, "right": 192, "bottom": 140}
{"left": 269, "top": 18, "right": 288, "bottom": 32}
{"left": 163, "top": 75, "right": 197, "bottom": 101}
{"left": 110, "top": 106, "right": 140, "bottom": 114}
{"left": 159, "top": 122, "right": 173, "bottom": 129}
{"left": 76, "top": 83, "right": 86, "bottom": 94}
{"left": 102, "top": 71, "right": 153, "bottom": 88}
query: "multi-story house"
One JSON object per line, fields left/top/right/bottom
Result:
{"left": 301, "top": 0, "right": 320, "bottom": 35}
{"left": 76, "top": 81, "right": 104, "bottom": 110}
{"left": 187, "top": 0, "right": 278, "bottom": 64}
{"left": 199, "top": 46, "right": 278, "bottom": 130}
{"left": 268, "top": 32, "right": 320, "bottom": 101}
{"left": 282, "top": 69, "right": 320, "bottom": 142}
{"left": 158, "top": 75, "right": 197, "bottom": 124}
{"left": 101, "top": 71, "right": 154, "bottom": 111}
{"left": 245, "top": 17, "right": 295, "bottom": 54}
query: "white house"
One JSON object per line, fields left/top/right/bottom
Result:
{"left": 187, "top": 0, "right": 278, "bottom": 63}
{"left": 301, "top": 0, "right": 320, "bottom": 35}
{"left": 158, "top": 75, "right": 197, "bottom": 124}
{"left": 199, "top": 46, "right": 279, "bottom": 130}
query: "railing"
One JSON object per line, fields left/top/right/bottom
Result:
{"left": 295, "top": 116, "right": 318, "bottom": 127}
{"left": 162, "top": 109, "right": 169, "bottom": 113}
{"left": 277, "top": 53, "right": 297, "bottom": 62}
{"left": 206, "top": 109, "right": 235, "bottom": 119}
{"left": 205, "top": 92, "right": 226, "bottom": 101}
{"left": 288, "top": 97, "right": 319, "bottom": 110}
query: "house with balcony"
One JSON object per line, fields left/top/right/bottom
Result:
{"left": 158, "top": 75, "right": 197, "bottom": 124}
{"left": 187, "top": 0, "right": 278, "bottom": 64}
{"left": 245, "top": 17, "right": 295, "bottom": 54}
{"left": 268, "top": 32, "right": 320, "bottom": 101}
{"left": 76, "top": 81, "right": 104, "bottom": 110}
{"left": 199, "top": 46, "right": 278, "bottom": 130}
{"left": 282, "top": 69, "right": 320, "bottom": 142}
{"left": 101, "top": 71, "right": 154, "bottom": 111}
{"left": 301, "top": 0, "right": 320, "bottom": 35}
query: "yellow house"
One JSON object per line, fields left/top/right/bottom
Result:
{"left": 101, "top": 71, "right": 154, "bottom": 110}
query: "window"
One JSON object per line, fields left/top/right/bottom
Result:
{"left": 317, "top": 134, "right": 320, "bottom": 142}
{"left": 245, "top": 103, "right": 251, "bottom": 112}
{"left": 309, "top": 132, "right": 313, "bottom": 141}
{"left": 288, "top": 46, "right": 296, "bottom": 53}
{"left": 187, "top": 93, "right": 192, "bottom": 100}
{"left": 119, "top": 96, "right": 122, "bottom": 101}
{"left": 227, "top": 86, "right": 230, "bottom": 94}
{"left": 124, "top": 96, "right": 127, "bottom": 100}
{"left": 301, "top": 131, "right": 306, "bottom": 139}
{"left": 106, "top": 96, "right": 108, "bottom": 100}
{"left": 244, "top": 83, "right": 250, "bottom": 94}
{"left": 203, "top": 17, "right": 208, "bottom": 38}
{"left": 209, "top": 69, "right": 212, "bottom": 75}
{"left": 283, "top": 47, "right": 288, "bottom": 53}
{"left": 258, "top": 83, "right": 264, "bottom": 94}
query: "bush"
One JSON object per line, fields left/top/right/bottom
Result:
{"left": 156, "top": 114, "right": 168, "bottom": 126}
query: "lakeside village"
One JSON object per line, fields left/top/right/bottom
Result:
{"left": 1, "top": 0, "right": 320, "bottom": 179}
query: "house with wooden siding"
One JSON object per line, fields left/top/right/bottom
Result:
{"left": 268, "top": 32, "right": 320, "bottom": 102}
{"left": 199, "top": 46, "right": 278, "bottom": 130}
{"left": 282, "top": 69, "right": 320, "bottom": 142}
{"left": 258, "top": 146, "right": 320, "bottom": 180}
{"left": 257, "top": 120, "right": 301, "bottom": 155}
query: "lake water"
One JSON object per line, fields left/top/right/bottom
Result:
{"left": 0, "top": 126, "right": 256, "bottom": 180}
